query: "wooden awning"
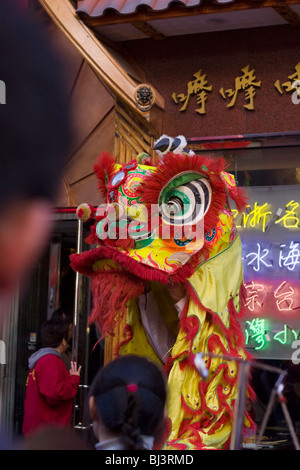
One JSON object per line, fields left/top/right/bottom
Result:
{"left": 77, "top": 0, "right": 204, "bottom": 17}
{"left": 38, "top": 0, "right": 165, "bottom": 115}
{"left": 76, "top": 0, "right": 300, "bottom": 24}
{"left": 75, "top": 0, "right": 300, "bottom": 39}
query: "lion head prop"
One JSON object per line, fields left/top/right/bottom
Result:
{"left": 70, "top": 135, "right": 255, "bottom": 449}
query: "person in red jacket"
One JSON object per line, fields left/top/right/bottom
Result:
{"left": 22, "top": 319, "right": 81, "bottom": 437}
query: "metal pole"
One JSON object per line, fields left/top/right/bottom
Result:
{"left": 230, "top": 362, "right": 250, "bottom": 450}
{"left": 199, "top": 351, "right": 286, "bottom": 376}
{"left": 72, "top": 219, "right": 83, "bottom": 363}
{"left": 255, "top": 371, "right": 286, "bottom": 449}
{"left": 278, "top": 385, "right": 300, "bottom": 450}
{"left": 197, "top": 351, "right": 298, "bottom": 450}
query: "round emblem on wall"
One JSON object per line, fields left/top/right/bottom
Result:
{"left": 134, "top": 84, "right": 155, "bottom": 112}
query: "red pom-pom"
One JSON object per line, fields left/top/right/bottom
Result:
{"left": 76, "top": 203, "right": 95, "bottom": 222}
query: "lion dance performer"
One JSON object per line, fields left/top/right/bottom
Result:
{"left": 70, "top": 135, "right": 255, "bottom": 450}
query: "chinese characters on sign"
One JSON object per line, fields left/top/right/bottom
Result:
{"left": 220, "top": 65, "right": 261, "bottom": 110}
{"left": 238, "top": 192, "right": 300, "bottom": 357}
{"left": 244, "top": 280, "right": 298, "bottom": 313}
{"left": 274, "top": 62, "right": 300, "bottom": 98}
{"left": 244, "top": 241, "right": 300, "bottom": 273}
{"left": 245, "top": 318, "right": 298, "bottom": 351}
{"left": 172, "top": 69, "right": 213, "bottom": 115}
{"left": 172, "top": 62, "right": 300, "bottom": 114}
{"left": 232, "top": 199, "right": 300, "bottom": 232}
{"left": 244, "top": 277, "right": 300, "bottom": 352}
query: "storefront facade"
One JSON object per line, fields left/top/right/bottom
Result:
{"left": 1, "top": 0, "right": 300, "bottom": 447}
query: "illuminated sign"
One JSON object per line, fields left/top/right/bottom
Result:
{"left": 243, "top": 241, "right": 300, "bottom": 273}
{"left": 245, "top": 319, "right": 298, "bottom": 351}
{"left": 232, "top": 200, "right": 300, "bottom": 232}
{"left": 243, "top": 279, "right": 300, "bottom": 317}
{"left": 239, "top": 187, "right": 300, "bottom": 359}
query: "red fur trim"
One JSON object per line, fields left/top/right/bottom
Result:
{"left": 139, "top": 152, "right": 229, "bottom": 236}
{"left": 228, "top": 295, "right": 245, "bottom": 322}
{"left": 93, "top": 151, "right": 117, "bottom": 199}
{"left": 216, "top": 384, "right": 235, "bottom": 419}
{"left": 222, "top": 435, "right": 231, "bottom": 450}
{"left": 70, "top": 245, "right": 196, "bottom": 283}
{"left": 166, "top": 285, "right": 257, "bottom": 438}
{"left": 209, "top": 411, "right": 229, "bottom": 434}
{"left": 174, "top": 415, "right": 230, "bottom": 449}
{"left": 226, "top": 184, "right": 249, "bottom": 213}
{"left": 88, "top": 272, "right": 145, "bottom": 338}
{"left": 177, "top": 418, "right": 193, "bottom": 438}
{"left": 116, "top": 324, "right": 134, "bottom": 356}
{"left": 198, "top": 415, "right": 211, "bottom": 429}
{"left": 240, "top": 282, "right": 247, "bottom": 303}
{"left": 85, "top": 223, "right": 97, "bottom": 246}
{"left": 184, "top": 315, "right": 201, "bottom": 344}
{"left": 207, "top": 334, "right": 228, "bottom": 356}
{"left": 186, "top": 282, "right": 246, "bottom": 349}
{"left": 111, "top": 237, "right": 135, "bottom": 250}
{"left": 164, "top": 351, "right": 187, "bottom": 375}
{"left": 139, "top": 152, "right": 228, "bottom": 202}
{"left": 187, "top": 427, "right": 204, "bottom": 448}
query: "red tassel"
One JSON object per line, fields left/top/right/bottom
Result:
{"left": 88, "top": 272, "right": 145, "bottom": 338}
{"left": 233, "top": 186, "right": 249, "bottom": 212}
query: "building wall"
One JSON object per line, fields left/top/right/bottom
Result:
{"left": 125, "top": 24, "right": 300, "bottom": 138}
{"left": 46, "top": 13, "right": 160, "bottom": 209}
{"left": 37, "top": 13, "right": 116, "bottom": 208}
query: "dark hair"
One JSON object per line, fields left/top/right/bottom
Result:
{"left": 51, "top": 307, "right": 73, "bottom": 326}
{"left": 0, "top": 2, "right": 71, "bottom": 213}
{"left": 89, "top": 355, "right": 168, "bottom": 450}
{"left": 41, "top": 319, "right": 69, "bottom": 348}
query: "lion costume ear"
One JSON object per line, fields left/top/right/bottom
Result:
{"left": 153, "top": 134, "right": 195, "bottom": 158}
{"left": 220, "top": 170, "right": 248, "bottom": 212}
{"left": 93, "top": 152, "right": 118, "bottom": 199}
{"left": 136, "top": 152, "right": 152, "bottom": 165}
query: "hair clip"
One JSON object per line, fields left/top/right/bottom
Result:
{"left": 126, "top": 383, "right": 138, "bottom": 393}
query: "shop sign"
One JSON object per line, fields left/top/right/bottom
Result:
{"left": 239, "top": 186, "right": 300, "bottom": 359}
{"left": 172, "top": 63, "right": 300, "bottom": 114}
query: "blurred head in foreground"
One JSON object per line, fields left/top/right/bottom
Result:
{"left": 89, "top": 355, "right": 168, "bottom": 450}
{"left": 0, "top": 1, "right": 71, "bottom": 330}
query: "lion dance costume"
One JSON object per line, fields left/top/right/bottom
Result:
{"left": 70, "top": 135, "right": 255, "bottom": 450}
